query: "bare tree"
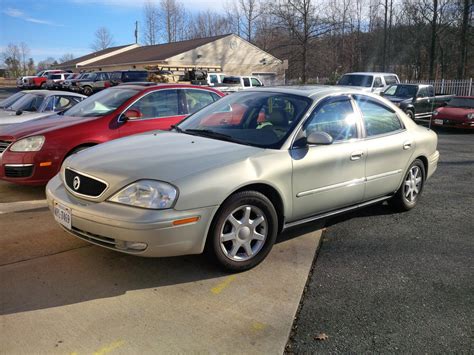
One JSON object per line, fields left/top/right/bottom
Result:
{"left": 187, "top": 10, "right": 233, "bottom": 39}
{"left": 271, "top": 0, "right": 334, "bottom": 83}
{"left": 1, "top": 43, "right": 21, "bottom": 78}
{"left": 457, "top": 0, "right": 472, "bottom": 78}
{"left": 59, "top": 53, "right": 75, "bottom": 63}
{"left": 91, "top": 27, "right": 115, "bottom": 51}
{"left": 224, "top": 0, "right": 242, "bottom": 37}
{"left": 143, "top": 0, "right": 159, "bottom": 45}
{"left": 239, "top": 0, "right": 261, "bottom": 42}
{"left": 18, "top": 42, "right": 30, "bottom": 75}
{"left": 160, "top": 0, "right": 186, "bottom": 43}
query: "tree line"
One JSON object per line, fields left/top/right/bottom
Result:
{"left": 141, "top": 0, "right": 473, "bottom": 82}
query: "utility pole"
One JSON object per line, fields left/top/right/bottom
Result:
{"left": 135, "top": 21, "right": 139, "bottom": 44}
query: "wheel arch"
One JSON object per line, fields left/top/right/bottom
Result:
{"left": 63, "top": 143, "right": 98, "bottom": 161}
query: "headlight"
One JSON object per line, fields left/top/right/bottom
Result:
{"left": 108, "top": 180, "right": 177, "bottom": 209}
{"left": 10, "top": 135, "right": 45, "bottom": 152}
{"left": 432, "top": 110, "right": 439, "bottom": 116}
{"left": 467, "top": 113, "right": 474, "bottom": 120}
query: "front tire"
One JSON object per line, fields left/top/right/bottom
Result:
{"left": 390, "top": 159, "right": 425, "bottom": 211}
{"left": 406, "top": 109, "right": 415, "bottom": 121}
{"left": 206, "top": 191, "right": 278, "bottom": 272}
{"left": 82, "top": 86, "right": 93, "bottom": 96}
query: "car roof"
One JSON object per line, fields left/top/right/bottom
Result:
{"left": 344, "top": 72, "right": 399, "bottom": 76}
{"left": 19, "top": 90, "right": 86, "bottom": 98}
{"left": 243, "top": 85, "right": 372, "bottom": 99}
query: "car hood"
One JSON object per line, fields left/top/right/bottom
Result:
{"left": 0, "top": 115, "right": 95, "bottom": 139}
{"left": 65, "top": 131, "right": 263, "bottom": 188}
{"left": 385, "top": 96, "right": 411, "bottom": 104}
{"left": 437, "top": 106, "right": 474, "bottom": 120}
{"left": 0, "top": 111, "right": 56, "bottom": 126}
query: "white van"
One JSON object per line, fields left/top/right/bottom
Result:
{"left": 337, "top": 72, "right": 400, "bottom": 94}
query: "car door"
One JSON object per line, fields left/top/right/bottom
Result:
{"left": 291, "top": 95, "right": 367, "bottom": 220}
{"left": 183, "top": 89, "right": 220, "bottom": 115}
{"left": 354, "top": 94, "right": 415, "bottom": 200}
{"left": 415, "top": 86, "right": 432, "bottom": 117}
{"left": 118, "top": 89, "right": 186, "bottom": 137}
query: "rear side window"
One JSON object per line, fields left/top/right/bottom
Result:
{"left": 243, "top": 78, "right": 251, "bottom": 87}
{"left": 355, "top": 95, "right": 402, "bottom": 136}
{"left": 129, "top": 89, "right": 180, "bottom": 119}
{"left": 185, "top": 89, "right": 217, "bottom": 114}
{"left": 304, "top": 98, "right": 357, "bottom": 141}
{"left": 384, "top": 75, "right": 398, "bottom": 85}
{"left": 373, "top": 77, "right": 383, "bottom": 88}
{"left": 209, "top": 75, "right": 219, "bottom": 84}
{"left": 123, "top": 71, "right": 148, "bottom": 81}
{"left": 251, "top": 78, "right": 262, "bottom": 87}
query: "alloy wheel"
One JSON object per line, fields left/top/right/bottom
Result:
{"left": 404, "top": 166, "right": 422, "bottom": 202}
{"left": 219, "top": 205, "right": 268, "bottom": 262}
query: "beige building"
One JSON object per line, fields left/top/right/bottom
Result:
{"left": 57, "top": 34, "right": 287, "bottom": 85}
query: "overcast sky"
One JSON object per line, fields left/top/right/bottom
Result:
{"left": 0, "top": 0, "right": 226, "bottom": 63}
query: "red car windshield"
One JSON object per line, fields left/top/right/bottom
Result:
{"left": 63, "top": 88, "right": 139, "bottom": 117}
{"left": 446, "top": 97, "right": 474, "bottom": 109}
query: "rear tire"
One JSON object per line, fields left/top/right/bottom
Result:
{"left": 206, "top": 191, "right": 278, "bottom": 272}
{"left": 82, "top": 86, "right": 93, "bottom": 96}
{"left": 389, "top": 159, "right": 425, "bottom": 211}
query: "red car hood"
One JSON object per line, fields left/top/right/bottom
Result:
{"left": 0, "top": 115, "right": 98, "bottom": 140}
{"left": 437, "top": 107, "right": 474, "bottom": 121}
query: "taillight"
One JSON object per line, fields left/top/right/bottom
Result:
{"left": 104, "top": 81, "right": 111, "bottom": 88}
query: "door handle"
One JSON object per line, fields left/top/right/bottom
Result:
{"left": 350, "top": 151, "right": 364, "bottom": 160}
{"left": 403, "top": 141, "right": 412, "bottom": 150}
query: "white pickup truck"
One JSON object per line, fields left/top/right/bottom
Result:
{"left": 214, "top": 76, "right": 264, "bottom": 94}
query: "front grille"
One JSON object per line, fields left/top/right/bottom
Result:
{"left": 4, "top": 165, "right": 34, "bottom": 178}
{"left": 0, "top": 141, "right": 11, "bottom": 154}
{"left": 65, "top": 168, "right": 108, "bottom": 198}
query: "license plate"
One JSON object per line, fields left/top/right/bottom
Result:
{"left": 54, "top": 202, "right": 72, "bottom": 230}
{"left": 434, "top": 119, "right": 443, "bottom": 125}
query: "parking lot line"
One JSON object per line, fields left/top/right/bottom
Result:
{"left": 0, "top": 199, "right": 48, "bottom": 214}
{"left": 211, "top": 275, "right": 237, "bottom": 294}
{"left": 92, "top": 340, "right": 125, "bottom": 355}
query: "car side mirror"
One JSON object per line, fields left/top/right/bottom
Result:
{"left": 306, "top": 131, "right": 334, "bottom": 145}
{"left": 15, "top": 110, "right": 23, "bottom": 116}
{"left": 122, "top": 108, "right": 143, "bottom": 121}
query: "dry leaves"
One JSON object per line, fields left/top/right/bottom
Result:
{"left": 314, "top": 333, "right": 329, "bottom": 341}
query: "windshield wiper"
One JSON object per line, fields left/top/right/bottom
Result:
{"left": 183, "top": 129, "right": 241, "bottom": 143}
{"left": 171, "top": 124, "right": 184, "bottom": 133}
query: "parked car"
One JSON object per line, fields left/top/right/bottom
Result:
{"left": 0, "top": 91, "right": 31, "bottom": 110}
{"left": 62, "top": 73, "right": 89, "bottom": 91}
{"left": 74, "top": 72, "right": 112, "bottom": 95}
{"left": 215, "top": 76, "right": 264, "bottom": 94}
{"left": 431, "top": 96, "right": 474, "bottom": 129}
{"left": 0, "top": 91, "right": 86, "bottom": 126}
{"left": 337, "top": 72, "right": 400, "bottom": 94}
{"left": 45, "top": 73, "right": 72, "bottom": 90}
{"left": 207, "top": 73, "right": 227, "bottom": 86}
{"left": 109, "top": 70, "right": 149, "bottom": 86}
{"left": 382, "top": 84, "right": 454, "bottom": 121}
{"left": 0, "top": 84, "right": 223, "bottom": 185}
{"left": 17, "top": 70, "right": 66, "bottom": 89}
{"left": 45, "top": 86, "right": 439, "bottom": 271}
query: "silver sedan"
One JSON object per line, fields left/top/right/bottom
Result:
{"left": 47, "top": 86, "right": 439, "bottom": 271}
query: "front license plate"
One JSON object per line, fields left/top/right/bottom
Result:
{"left": 54, "top": 202, "right": 72, "bottom": 230}
{"left": 434, "top": 119, "right": 443, "bottom": 125}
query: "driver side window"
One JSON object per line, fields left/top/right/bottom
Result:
{"left": 304, "top": 98, "right": 357, "bottom": 142}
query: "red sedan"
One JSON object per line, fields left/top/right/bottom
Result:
{"left": 0, "top": 84, "right": 223, "bottom": 185}
{"left": 431, "top": 96, "right": 474, "bottom": 129}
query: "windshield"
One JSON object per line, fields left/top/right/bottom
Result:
{"left": 338, "top": 74, "right": 373, "bottom": 87}
{"left": 177, "top": 91, "right": 312, "bottom": 149}
{"left": 10, "top": 94, "right": 46, "bottom": 112}
{"left": 0, "top": 92, "right": 27, "bottom": 109}
{"left": 383, "top": 85, "right": 417, "bottom": 98}
{"left": 446, "top": 97, "right": 474, "bottom": 109}
{"left": 63, "top": 88, "right": 139, "bottom": 117}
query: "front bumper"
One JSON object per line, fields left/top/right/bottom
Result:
{"left": 431, "top": 118, "right": 474, "bottom": 129}
{"left": 46, "top": 175, "right": 219, "bottom": 257}
{"left": 0, "top": 149, "right": 62, "bottom": 185}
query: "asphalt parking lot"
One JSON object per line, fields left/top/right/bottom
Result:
{"left": 288, "top": 128, "right": 473, "bottom": 353}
